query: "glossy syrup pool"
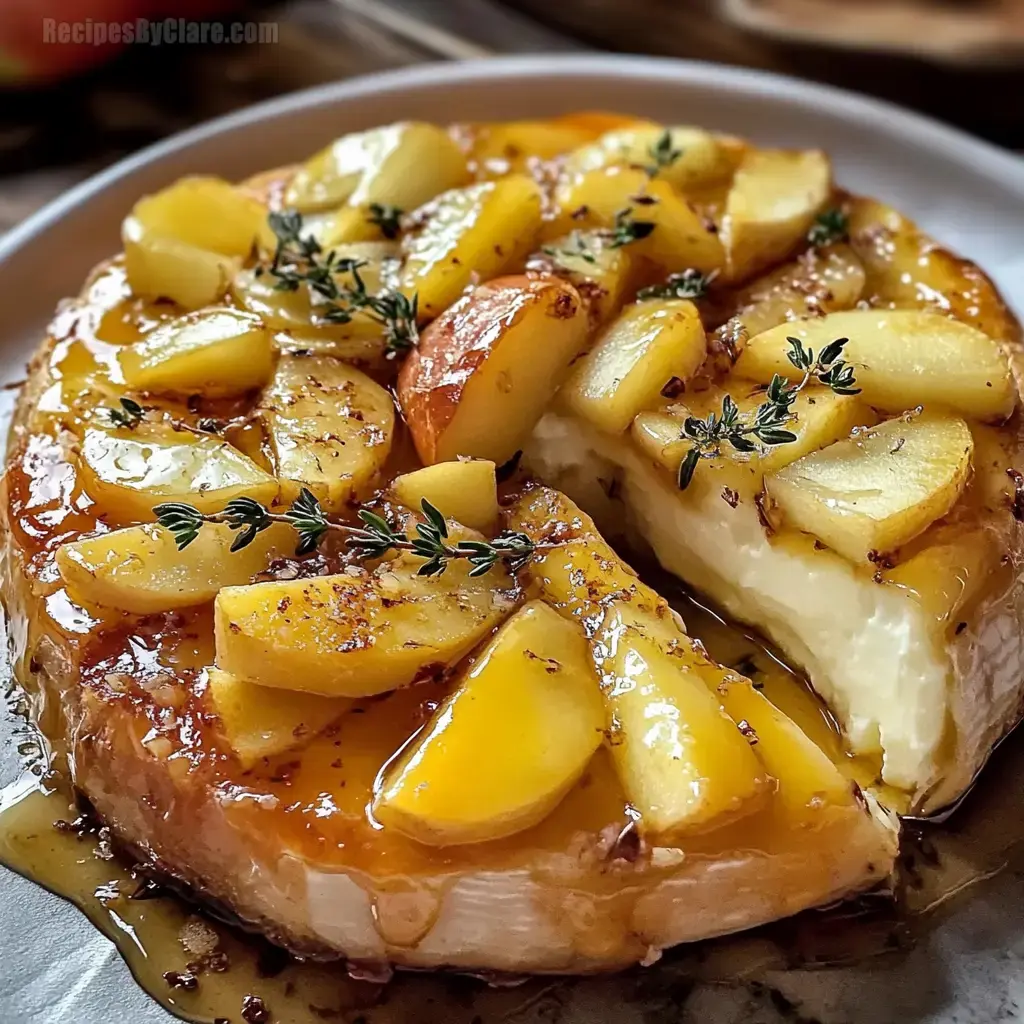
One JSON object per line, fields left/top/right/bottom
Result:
{"left": 4, "top": 587, "right": 1024, "bottom": 1024}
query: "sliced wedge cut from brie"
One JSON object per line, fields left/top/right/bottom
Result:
{"left": 526, "top": 412, "right": 1024, "bottom": 815}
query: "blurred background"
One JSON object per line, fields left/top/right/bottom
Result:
{"left": 2, "top": 0, "right": 1023, "bottom": 232}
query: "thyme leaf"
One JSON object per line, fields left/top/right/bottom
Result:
{"left": 153, "top": 491, "right": 553, "bottom": 578}
{"left": 675, "top": 336, "right": 860, "bottom": 491}
{"left": 541, "top": 230, "right": 599, "bottom": 266}
{"left": 637, "top": 268, "right": 712, "bottom": 302}
{"left": 807, "top": 208, "right": 849, "bottom": 247}
{"left": 607, "top": 207, "right": 656, "bottom": 249}
{"left": 106, "top": 397, "right": 145, "bottom": 429}
{"left": 366, "top": 202, "right": 404, "bottom": 240}
{"left": 644, "top": 129, "right": 682, "bottom": 176}
{"left": 283, "top": 486, "right": 332, "bottom": 555}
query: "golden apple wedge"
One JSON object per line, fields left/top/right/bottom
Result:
{"left": 734, "top": 309, "right": 1017, "bottom": 421}
{"left": 118, "top": 307, "right": 273, "bottom": 397}
{"left": 389, "top": 460, "right": 498, "bottom": 532}
{"left": 563, "top": 125, "right": 737, "bottom": 194}
{"left": 78, "top": 425, "right": 278, "bottom": 524}
{"left": 373, "top": 601, "right": 604, "bottom": 846}
{"left": 592, "top": 600, "right": 767, "bottom": 837}
{"left": 563, "top": 298, "right": 707, "bottom": 435}
{"left": 56, "top": 522, "right": 293, "bottom": 614}
{"left": 259, "top": 353, "right": 395, "bottom": 513}
{"left": 397, "top": 276, "right": 588, "bottom": 467}
{"left": 214, "top": 549, "right": 517, "bottom": 697}
{"left": 122, "top": 176, "right": 273, "bottom": 309}
{"left": 766, "top": 411, "right": 974, "bottom": 564}
{"left": 207, "top": 668, "right": 352, "bottom": 768}
{"left": 284, "top": 122, "right": 468, "bottom": 214}
{"left": 399, "top": 176, "right": 544, "bottom": 318}
{"left": 721, "top": 149, "right": 832, "bottom": 281}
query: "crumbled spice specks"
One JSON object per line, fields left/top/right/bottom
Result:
{"left": 163, "top": 970, "right": 199, "bottom": 991}
{"left": 661, "top": 376, "right": 686, "bottom": 399}
{"left": 241, "top": 993, "right": 271, "bottom": 1024}
{"left": 736, "top": 719, "right": 759, "bottom": 744}
{"left": 1008, "top": 468, "right": 1024, "bottom": 522}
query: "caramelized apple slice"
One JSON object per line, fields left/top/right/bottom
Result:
{"left": 563, "top": 125, "right": 738, "bottom": 193}
{"left": 966, "top": 421, "right": 1020, "bottom": 513}
{"left": 466, "top": 119, "right": 599, "bottom": 176}
{"left": 260, "top": 354, "right": 395, "bottom": 513}
{"left": 884, "top": 526, "right": 1002, "bottom": 625}
{"left": 128, "top": 176, "right": 274, "bottom": 254}
{"left": 709, "top": 243, "right": 866, "bottom": 358}
{"left": 766, "top": 411, "right": 974, "bottom": 564}
{"left": 399, "top": 176, "right": 544, "bottom": 318}
{"left": 78, "top": 425, "right": 278, "bottom": 524}
{"left": 122, "top": 176, "right": 273, "bottom": 309}
{"left": 701, "top": 665, "right": 856, "bottom": 815}
{"left": 284, "top": 122, "right": 468, "bottom": 213}
{"left": 735, "top": 309, "right": 1017, "bottom": 421}
{"left": 389, "top": 461, "right": 498, "bottom": 532}
{"left": 563, "top": 298, "right": 707, "bottom": 435}
{"left": 505, "top": 486, "right": 657, "bottom": 628}
{"left": 119, "top": 307, "right": 273, "bottom": 397}
{"left": 56, "top": 522, "right": 293, "bottom": 613}
{"left": 592, "top": 601, "right": 767, "bottom": 837}
{"left": 398, "top": 276, "right": 588, "bottom": 466}
{"left": 553, "top": 166, "right": 724, "bottom": 274}
{"left": 232, "top": 241, "right": 398, "bottom": 367}
{"left": 214, "top": 549, "right": 517, "bottom": 697}
{"left": 207, "top": 668, "right": 351, "bottom": 768}
{"left": 721, "top": 149, "right": 832, "bottom": 281}
{"left": 373, "top": 601, "right": 603, "bottom": 846}
{"left": 526, "top": 230, "right": 640, "bottom": 328}
{"left": 123, "top": 223, "right": 236, "bottom": 312}
{"left": 848, "top": 196, "right": 1021, "bottom": 346}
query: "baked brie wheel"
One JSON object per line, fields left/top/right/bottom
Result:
{"left": 2, "top": 111, "right": 1019, "bottom": 973}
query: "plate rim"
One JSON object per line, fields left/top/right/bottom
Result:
{"left": 1, "top": 52, "right": 1022, "bottom": 272}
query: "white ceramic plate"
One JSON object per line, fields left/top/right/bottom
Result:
{"left": 1, "top": 55, "right": 1023, "bottom": 1024}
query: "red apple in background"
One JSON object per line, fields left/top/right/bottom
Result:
{"left": 0, "top": 0, "right": 242, "bottom": 82}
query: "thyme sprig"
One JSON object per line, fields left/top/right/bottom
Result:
{"left": 100, "top": 396, "right": 245, "bottom": 439}
{"left": 265, "top": 210, "right": 419, "bottom": 359}
{"left": 638, "top": 268, "right": 713, "bottom": 302}
{"left": 808, "top": 208, "right": 849, "bottom": 247}
{"left": 154, "top": 489, "right": 546, "bottom": 578}
{"left": 366, "top": 202, "right": 403, "bottom": 240}
{"left": 676, "top": 336, "right": 860, "bottom": 491}
{"left": 346, "top": 499, "right": 539, "bottom": 577}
